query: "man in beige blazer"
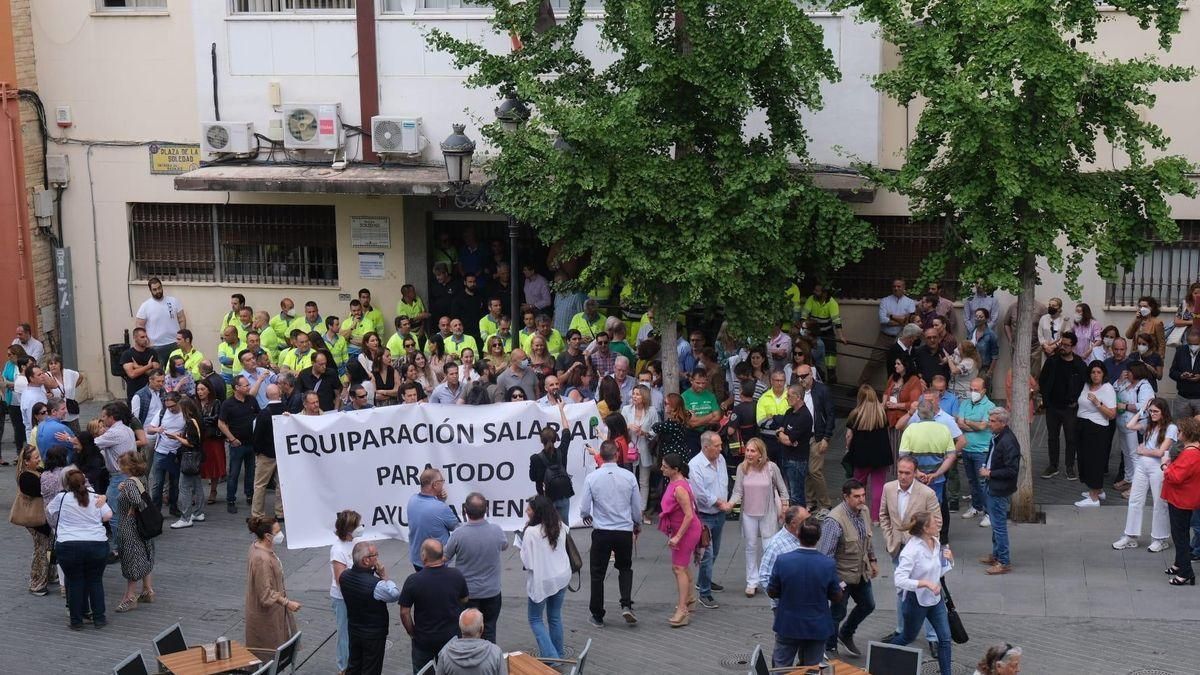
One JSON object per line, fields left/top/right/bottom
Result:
{"left": 878, "top": 455, "right": 940, "bottom": 645}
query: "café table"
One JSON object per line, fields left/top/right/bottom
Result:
{"left": 787, "top": 658, "right": 870, "bottom": 674}
{"left": 504, "top": 651, "right": 560, "bottom": 675}
{"left": 157, "top": 642, "right": 262, "bottom": 675}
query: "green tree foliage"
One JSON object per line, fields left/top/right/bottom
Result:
{"left": 840, "top": 0, "right": 1195, "bottom": 519}
{"left": 428, "top": 0, "right": 875, "bottom": 389}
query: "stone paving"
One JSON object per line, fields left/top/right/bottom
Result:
{"left": 2, "top": 402, "right": 1198, "bottom": 674}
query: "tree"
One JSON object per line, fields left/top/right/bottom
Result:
{"left": 841, "top": 0, "right": 1195, "bottom": 520}
{"left": 428, "top": 0, "right": 876, "bottom": 393}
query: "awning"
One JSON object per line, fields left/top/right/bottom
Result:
{"left": 174, "top": 163, "right": 875, "bottom": 202}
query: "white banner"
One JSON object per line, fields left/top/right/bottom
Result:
{"left": 273, "top": 401, "right": 601, "bottom": 549}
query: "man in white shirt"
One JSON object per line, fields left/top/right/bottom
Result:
{"left": 878, "top": 456, "right": 940, "bottom": 644}
{"left": 13, "top": 322, "right": 43, "bottom": 362}
{"left": 20, "top": 362, "right": 49, "bottom": 439}
{"left": 579, "top": 441, "right": 642, "bottom": 627}
{"left": 691, "top": 431, "right": 730, "bottom": 607}
{"left": 135, "top": 277, "right": 187, "bottom": 364}
{"left": 147, "top": 391, "right": 185, "bottom": 517}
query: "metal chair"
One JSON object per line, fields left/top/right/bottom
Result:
{"left": 249, "top": 660, "right": 275, "bottom": 675}
{"left": 538, "top": 637, "right": 592, "bottom": 674}
{"left": 112, "top": 651, "right": 150, "bottom": 675}
{"left": 152, "top": 623, "right": 187, "bottom": 657}
{"left": 272, "top": 631, "right": 301, "bottom": 674}
{"left": 748, "top": 644, "right": 805, "bottom": 675}
{"left": 416, "top": 662, "right": 435, "bottom": 675}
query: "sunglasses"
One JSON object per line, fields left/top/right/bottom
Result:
{"left": 596, "top": 340, "right": 609, "bottom": 345}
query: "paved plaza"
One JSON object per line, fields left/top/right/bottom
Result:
{"left": 3, "top": 405, "right": 1199, "bottom": 675}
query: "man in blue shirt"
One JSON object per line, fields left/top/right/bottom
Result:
{"left": 860, "top": 278, "right": 916, "bottom": 387}
{"left": 1103, "top": 337, "right": 1131, "bottom": 385}
{"left": 36, "top": 397, "right": 75, "bottom": 463}
{"left": 406, "top": 468, "right": 460, "bottom": 571}
{"left": 692, "top": 431, "right": 731, "bottom": 607}
{"left": 768, "top": 517, "right": 844, "bottom": 668}
{"left": 580, "top": 441, "right": 642, "bottom": 627}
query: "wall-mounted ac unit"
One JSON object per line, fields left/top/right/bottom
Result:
{"left": 282, "top": 103, "right": 342, "bottom": 150}
{"left": 371, "top": 116, "right": 423, "bottom": 155}
{"left": 200, "top": 121, "right": 255, "bottom": 155}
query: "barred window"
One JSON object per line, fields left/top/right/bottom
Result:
{"left": 826, "top": 216, "right": 962, "bottom": 301}
{"left": 1105, "top": 221, "right": 1200, "bottom": 310}
{"left": 401, "top": 0, "right": 599, "bottom": 13}
{"left": 231, "top": 0, "right": 355, "bottom": 14}
{"left": 96, "top": 0, "right": 167, "bottom": 10}
{"left": 130, "top": 203, "right": 338, "bottom": 286}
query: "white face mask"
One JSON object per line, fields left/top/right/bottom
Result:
{"left": 272, "top": 531, "right": 285, "bottom": 546}
{"left": 352, "top": 525, "right": 366, "bottom": 539}
{"left": 969, "top": 391, "right": 982, "bottom": 403}
{"left": 1074, "top": 312, "right": 1084, "bottom": 323}
{"left": 1190, "top": 345, "right": 1200, "bottom": 355}
{"left": 1139, "top": 306, "right": 1151, "bottom": 317}
{"left": 1103, "top": 337, "right": 1114, "bottom": 347}
{"left": 1137, "top": 344, "right": 1149, "bottom": 354}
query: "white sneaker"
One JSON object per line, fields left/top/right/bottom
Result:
{"left": 192, "top": 513, "right": 206, "bottom": 522}
{"left": 169, "top": 518, "right": 192, "bottom": 529}
{"left": 1148, "top": 539, "right": 1171, "bottom": 553}
{"left": 979, "top": 515, "right": 991, "bottom": 528}
{"left": 1080, "top": 491, "right": 1108, "bottom": 500}
{"left": 1074, "top": 497, "right": 1101, "bottom": 508}
{"left": 1112, "top": 536, "right": 1138, "bottom": 550}
{"left": 960, "top": 507, "right": 979, "bottom": 519}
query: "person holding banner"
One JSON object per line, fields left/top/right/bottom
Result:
{"left": 530, "top": 401, "right": 574, "bottom": 524}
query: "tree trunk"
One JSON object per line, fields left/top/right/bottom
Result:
{"left": 659, "top": 300, "right": 680, "bottom": 397}
{"left": 1010, "top": 253, "right": 1040, "bottom": 522}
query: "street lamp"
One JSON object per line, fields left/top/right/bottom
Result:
{"left": 494, "top": 92, "right": 531, "bottom": 134}
{"left": 440, "top": 122, "right": 522, "bottom": 352}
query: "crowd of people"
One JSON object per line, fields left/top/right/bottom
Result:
{"left": 7, "top": 233, "right": 1200, "bottom": 674}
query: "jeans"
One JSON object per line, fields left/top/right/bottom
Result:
{"left": 891, "top": 555, "right": 937, "bottom": 642}
{"left": 226, "top": 444, "right": 255, "bottom": 505}
{"left": 553, "top": 497, "right": 571, "bottom": 527}
{"left": 177, "top": 472, "right": 205, "bottom": 520}
{"left": 893, "top": 593, "right": 952, "bottom": 675}
{"left": 467, "top": 594, "right": 502, "bottom": 643}
{"left": 773, "top": 636, "right": 825, "bottom": 668}
{"left": 251, "top": 454, "right": 283, "bottom": 518}
{"left": 781, "top": 459, "right": 807, "bottom": 512}
{"left": 56, "top": 540, "right": 108, "bottom": 626}
{"left": 106, "top": 471, "right": 128, "bottom": 553}
{"left": 1169, "top": 505, "right": 1195, "bottom": 580}
{"left": 527, "top": 587, "right": 566, "bottom": 658}
{"left": 150, "top": 452, "right": 180, "bottom": 510}
{"left": 960, "top": 453, "right": 988, "bottom": 512}
{"left": 696, "top": 511, "right": 726, "bottom": 596}
{"left": 986, "top": 486, "right": 1011, "bottom": 565}
{"left": 332, "top": 597, "right": 349, "bottom": 672}
{"left": 826, "top": 579, "right": 875, "bottom": 650}
{"left": 589, "top": 529, "right": 633, "bottom": 619}
{"left": 1044, "top": 405, "right": 1078, "bottom": 470}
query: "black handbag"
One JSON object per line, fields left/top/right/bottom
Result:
{"left": 942, "top": 581, "right": 969, "bottom": 644}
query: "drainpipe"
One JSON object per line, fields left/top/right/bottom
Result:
{"left": 356, "top": 1, "right": 379, "bottom": 164}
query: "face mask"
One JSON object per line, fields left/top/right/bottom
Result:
{"left": 520, "top": 358, "right": 531, "bottom": 370}
{"left": 1047, "top": 307, "right": 1059, "bottom": 316}
{"left": 970, "top": 391, "right": 982, "bottom": 403}
{"left": 272, "top": 531, "right": 285, "bottom": 546}
{"left": 1074, "top": 312, "right": 1084, "bottom": 323}
{"left": 352, "top": 525, "right": 366, "bottom": 538}
{"left": 283, "top": 309, "right": 294, "bottom": 318}
{"left": 174, "top": 366, "right": 186, "bottom": 375}
{"left": 1190, "top": 345, "right": 1199, "bottom": 355}
{"left": 1139, "top": 306, "right": 1151, "bottom": 317}
{"left": 799, "top": 328, "right": 807, "bottom": 337}
{"left": 1137, "top": 344, "right": 1149, "bottom": 354}
{"left": 1103, "top": 337, "right": 1114, "bottom": 347}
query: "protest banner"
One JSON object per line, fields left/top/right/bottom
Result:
{"left": 273, "top": 400, "right": 601, "bottom": 549}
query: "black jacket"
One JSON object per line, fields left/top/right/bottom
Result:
{"left": 913, "top": 345, "right": 950, "bottom": 386}
{"left": 986, "top": 426, "right": 1022, "bottom": 498}
{"left": 1038, "top": 354, "right": 1088, "bottom": 407}
{"left": 252, "top": 401, "right": 286, "bottom": 459}
{"left": 340, "top": 565, "right": 393, "bottom": 641}
{"left": 1170, "top": 347, "right": 1200, "bottom": 399}
{"left": 809, "top": 381, "right": 836, "bottom": 442}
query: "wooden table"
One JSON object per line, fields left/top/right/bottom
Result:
{"left": 158, "top": 643, "right": 262, "bottom": 675}
{"left": 787, "top": 658, "right": 869, "bottom": 674}
{"left": 504, "top": 651, "right": 560, "bottom": 675}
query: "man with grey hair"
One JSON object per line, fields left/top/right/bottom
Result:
{"left": 401, "top": 539, "right": 469, "bottom": 674}
{"left": 690, "top": 430, "right": 731, "bottom": 608}
{"left": 435, "top": 608, "right": 505, "bottom": 675}
{"left": 758, "top": 505, "right": 812, "bottom": 606}
{"left": 277, "top": 370, "right": 303, "bottom": 413}
{"left": 341, "top": 541, "right": 400, "bottom": 674}
{"left": 612, "top": 355, "right": 634, "bottom": 404}
{"left": 580, "top": 440, "right": 642, "bottom": 627}
{"left": 980, "top": 407, "right": 1020, "bottom": 575}
{"left": 444, "top": 492, "right": 509, "bottom": 643}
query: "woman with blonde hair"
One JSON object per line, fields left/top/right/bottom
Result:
{"left": 726, "top": 437, "right": 789, "bottom": 597}
{"left": 483, "top": 335, "right": 507, "bottom": 370}
{"left": 15, "top": 445, "right": 52, "bottom": 595}
{"left": 844, "top": 385, "right": 893, "bottom": 522}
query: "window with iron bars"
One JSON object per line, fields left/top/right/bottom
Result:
{"left": 130, "top": 203, "right": 339, "bottom": 287}
{"left": 825, "top": 216, "right": 962, "bottom": 301}
{"left": 1105, "top": 221, "right": 1200, "bottom": 311}
{"left": 231, "top": 0, "right": 355, "bottom": 14}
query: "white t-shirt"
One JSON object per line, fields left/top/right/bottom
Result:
{"left": 136, "top": 296, "right": 184, "bottom": 345}
{"left": 1142, "top": 423, "right": 1179, "bottom": 459}
{"left": 329, "top": 539, "right": 355, "bottom": 599}
{"left": 1076, "top": 383, "right": 1116, "bottom": 426}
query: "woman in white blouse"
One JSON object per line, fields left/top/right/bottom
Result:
{"left": 1112, "top": 396, "right": 1176, "bottom": 552}
{"left": 622, "top": 384, "right": 659, "bottom": 520}
{"left": 44, "top": 354, "right": 84, "bottom": 432}
{"left": 47, "top": 469, "right": 113, "bottom": 629}
{"left": 1074, "top": 361, "right": 1117, "bottom": 508}
{"left": 519, "top": 494, "right": 572, "bottom": 660}
{"left": 890, "top": 510, "right": 954, "bottom": 675}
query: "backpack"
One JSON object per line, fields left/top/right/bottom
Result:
{"left": 541, "top": 453, "right": 574, "bottom": 500}
{"left": 564, "top": 531, "right": 583, "bottom": 592}
{"left": 127, "top": 477, "right": 164, "bottom": 540}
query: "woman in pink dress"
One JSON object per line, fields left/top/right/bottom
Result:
{"left": 658, "top": 453, "right": 702, "bottom": 628}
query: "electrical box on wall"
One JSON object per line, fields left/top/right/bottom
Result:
{"left": 33, "top": 188, "right": 54, "bottom": 219}
{"left": 47, "top": 154, "right": 69, "bottom": 186}
{"left": 55, "top": 106, "right": 72, "bottom": 128}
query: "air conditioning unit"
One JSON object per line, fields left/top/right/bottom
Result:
{"left": 371, "top": 116, "right": 423, "bottom": 155}
{"left": 281, "top": 103, "right": 342, "bottom": 150}
{"left": 200, "top": 121, "right": 256, "bottom": 155}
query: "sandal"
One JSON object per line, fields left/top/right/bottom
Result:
{"left": 207, "top": 498, "right": 217, "bottom": 505}
{"left": 1168, "top": 575, "right": 1196, "bottom": 586}
{"left": 668, "top": 608, "right": 690, "bottom": 627}
{"left": 1165, "top": 566, "right": 1183, "bottom": 575}
{"left": 138, "top": 590, "right": 156, "bottom": 603}
{"left": 114, "top": 598, "right": 138, "bottom": 613}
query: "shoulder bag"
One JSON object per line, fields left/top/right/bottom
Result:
{"left": 127, "top": 476, "right": 164, "bottom": 540}
{"left": 564, "top": 531, "right": 583, "bottom": 592}
{"left": 179, "top": 420, "right": 204, "bottom": 476}
{"left": 941, "top": 580, "right": 969, "bottom": 644}
{"left": 9, "top": 470, "right": 46, "bottom": 527}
